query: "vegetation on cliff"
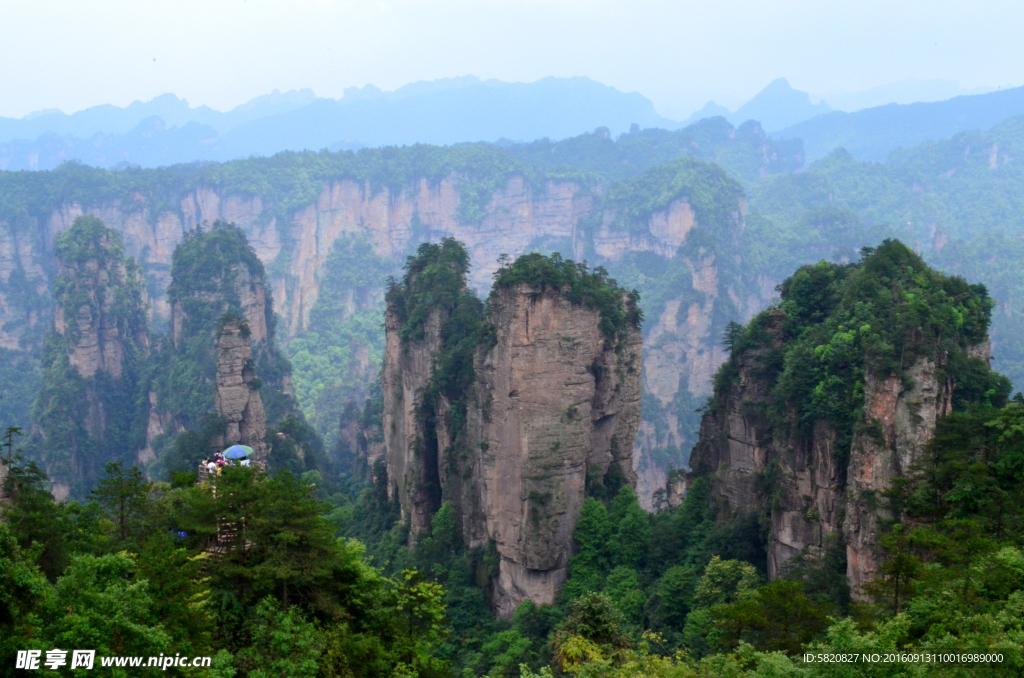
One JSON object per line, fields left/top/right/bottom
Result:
{"left": 491, "top": 251, "right": 642, "bottom": 342}
{"left": 150, "top": 222, "right": 271, "bottom": 454}
{"left": 29, "top": 216, "right": 149, "bottom": 495}
{"left": 603, "top": 156, "right": 745, "bottom": 232}
{"left": 749, "top": 113, "right": 1024, "bottom": 391}
{"left": 385, "top": 238, "right": 489, "bottom": 456}
{"left": 146, "top": 221, "right": 319, "bottom": 480}
{"left": 9, "top": 103, "right": 1024, "bottom": 676}
{"left": 714, "top": 240, "right": 1009, "bottom": 457}
{"left": 7, "top": 235, "right": 1024, "bottom": 676}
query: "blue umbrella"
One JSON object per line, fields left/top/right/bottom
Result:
{"left": 222, "top": 445, "right": 253, "bottom": 460}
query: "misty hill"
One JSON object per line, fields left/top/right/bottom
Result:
{"left": 776, "top": 84, "right": 1024, "bottom": 163}
{"left": 728, "top": 78, "right": 831, "bottom": 132}
{"left": 0, "top": 90, "right": 317, "bottom": 142}
{"left": 681, "top": 78, "right": 830, "bottom": 132}
{"left": 0, "top": 77, "right": 678, "bottom": 171}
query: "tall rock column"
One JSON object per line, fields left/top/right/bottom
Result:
{"left": 32, "top": 216, "right": 149, "bottom": 499}
{"left": 382, "top": 308, "right": 446, "bottom": 536}
{"left": 842, "top": 352, "right": 958, "bottom": 591}
{"left": 147, "top": 222, "right": 299, "bottom": 470}
{"left": 213, "top": 319, "right": 269, "bottom": 462}
{"left": 381, "top": 242, "right": 643, "bottom": 617}
{"left": 457, "top": 285, "right": 643, "bottom": 617}
{"left": 688, "top": 242, "right": 1003, "bottom": 597}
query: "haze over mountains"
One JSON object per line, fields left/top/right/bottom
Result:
{"left": 2, "top": 75, "right": 1022, "bottom": 172}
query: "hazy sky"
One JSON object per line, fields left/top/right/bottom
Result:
{"left": 1, "top": 0, "right": 1020, "bottom": 119}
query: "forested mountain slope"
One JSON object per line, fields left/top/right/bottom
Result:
{"left": 5, "top": 111, "right": 1024, "bottom": 505}
{"left": 751, "top": 112, "right": 1024, "bottom": 390}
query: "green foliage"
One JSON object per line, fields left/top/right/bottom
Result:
{"left": 236, "top": 597, "right": 321, "bottom": 678}
{"left": 693, "top": 556, "right": 760, "bottom": 609}
{"left": 147, "top": 220, "right": 314, "bottom": 479}
{"left": 602, "top": 156, "right": 745, "bottom": 233}
{"left": 166, "top": 221, "right": 269, "bottom": 340}
{"left": 492, "top": 251, "right": 642, "bottom": 343}
{"left": 747, "top": 116, "right": 1024, "bottom": 394}
{"left": 552, "top": 593, "right": 630, "bottom": 673}
{"left": 709, "top": 579, "right": 833, "bottom": 654}
{"left": 286, "top": 234, "right": 393, "bottom": 434}
{"left": 504, "top": 118, "right": 803, "bottom": 185}
{"left": 0, "top": 521, "right": 51, "bottom": 669}
{"left": 47, "top": 552, "right": 172, "bottom": 667}
{"left": 150, "top": 221, "right": 281, "bottom": 440}
{"left": 717, "top": 240, "right": 1009, "bottom": 460}
{"left": 89, "top": 461, "right": 152, "bottom": 544}
{"left": 0, "top": 349, "right": 40, "bottom": 430}
{"left": 386, "top": 238, "right": 489, "bottom": 463}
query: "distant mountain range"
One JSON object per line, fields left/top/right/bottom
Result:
{"left": 0, "top": 89, "right": 318, "bottom": 142}
{"left": 2, "top": 76, "right": 1023, "bottom": 172}
{"left": 0, "top": 77, "right": 677, "bottom": 171}
{"left": 773, "top": 85, "right": 1024, "bottom": 163}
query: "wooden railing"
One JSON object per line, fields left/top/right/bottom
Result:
{"left": 196, "top": 460, "right": 265, "bottom": 554}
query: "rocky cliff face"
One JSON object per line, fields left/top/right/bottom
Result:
{"left": 213, "top": 319, "right": 269, "bottom": 462}
{"left": 689, "top": 244, "right": 1001, "bottom": 594}
{"left": 53, "top": 227, "right": 149, "bottom": 380}
{"left": 143, "top": 222, "right": 293, "bottom": 468}
{"left": 32, "top": 216, "right": 149, "bottom": 498}
{"left": 692, "top": 337, "right": 970, "bottom": 588}
{"left": 3, "top": 158, "right": 760, "bottom": 501}
{"left": 455, "top": 285, "right": 643, "bottom": 616}
{"left": 9, "top": 176, "right": 594, "bottom": 343}
{"left": 382, "top": 308, "right": 446, "bottom": 536}
{"left": 171, "top": 263, "right": 268, "bottom": 349}
{"left": 383, "top": 245, "right": 643, "bottom": 616}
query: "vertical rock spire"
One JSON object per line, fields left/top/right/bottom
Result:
{"left": 32, "top": 216, "right": 149, "bottom": 498}
{"left": 383, "top": 242, "right": 643, "bottom": 616}
{"left": 213, "top": 318, "right": 269, "bottom": 462}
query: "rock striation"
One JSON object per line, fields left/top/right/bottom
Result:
{"left": 382, "top": 308, "right": 446, "bottom": 536}
{"left": 51, "top": 218, "right": 149, "bottom": 381}
{"left": 144, "top": 222, "right": 295, "bottom": 469}
{"left": 457, "top": 285, "right": 643, "bottom": 617}
{"left": 4, "top": 156, "right": 768, "bottom": 503}
{"left": 213, "top": 318, "right": 269, "bottom": 462}
{"left": 383, "top": 246, "right": 643, "bottom": 616}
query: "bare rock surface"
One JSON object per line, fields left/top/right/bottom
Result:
{"left": 213, "top": 319, "right": 269, "bottom": 461}
{"left": 54, "top": 233, "right": 148, "bottom": 380}
{"left": 461, "top": 286, "right": 643, "bottom": 616}
{"left": 384, "top": 283, "right": 642, "bottom": 617}
{"left": 382, "top": 309, "right": 446, "bottom": 537}
{"left": 4, "top": 172, "right": 750, "bottom": 505}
